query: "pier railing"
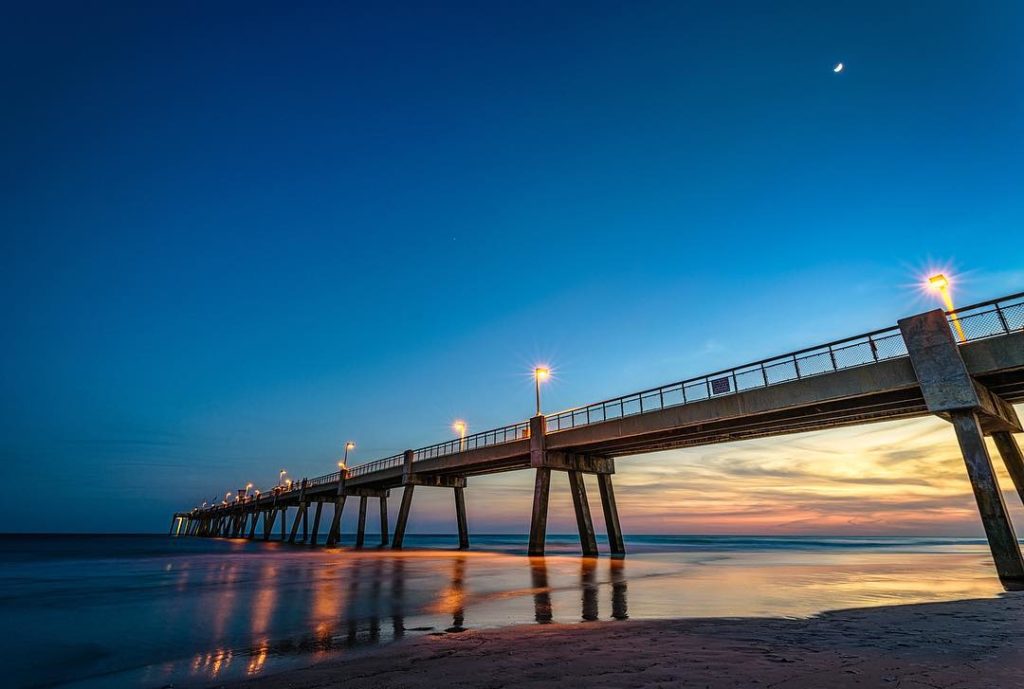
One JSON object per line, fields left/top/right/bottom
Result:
{"left": 347, "top": 454, "right": 404, "bottom": 478}
{"left": 413, "top": 422, "right": 530, "bottom": 461}
{"left": 251, "top": 292, "right": 1024, "bottom": 494}
{"left": 544, "top": 292, "right": 1023, "bottom": 433}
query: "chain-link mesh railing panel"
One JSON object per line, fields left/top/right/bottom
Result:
{"left": 640, "top": 390, "right": 662, "bottom": 413}
{"left": 662, "top": 385, "right": 686, "bottom": 407}
{"left": 764, "top": 359, "right": 799, "bottom": 385}
{"left": 622, "top": 395, "right": 642, "bottom": 416}
{"left": 831, "top": 340, "right": 873, "bottom": 368}
{"left": 734, "top": 367, "right": 766, "bottom": 392}
{"left": 796, "top": 350, "right": 834, "bottom": 377}
{"left": 683, "top": 380, "right": 709, "bottom": 402}
{"left": 954, "top": 309, "right": 1004, "bottom": 342}
{"left": 871, "top": 333, "right": 908, "bottom": 360}
{"left": 1002, "top": 303, "right": 1024, "bottom": 331}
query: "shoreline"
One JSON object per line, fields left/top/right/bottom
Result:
{"left": 231, "top": 594, "right": 1024, "bottom": 688}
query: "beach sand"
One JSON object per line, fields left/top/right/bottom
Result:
{"left": 232, "top": 594, "right": 1024, "bottom": 689}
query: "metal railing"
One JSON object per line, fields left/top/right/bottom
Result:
{"left": 413, "top": 421, "right": 530, "bottom": 461}
{"left": 306, "top": 472, "right": 341, "bottom": 488}
{"left": 347, "top": 453, "right": 404, "bottom": 478}
{"left": 952, "top": 294, "right": 1024, "bottom": 342}
{"left": 544, "top": 291, "right": 1024, "bottom": 433}
{"left": 197, "top": 292, "right": 1023, "bottom": 509}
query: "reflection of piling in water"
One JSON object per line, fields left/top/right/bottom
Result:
{"left": 610, "top": 558, "right": 628, "bottom": 620}
{"left": 580, "top": 557, "right": 598, "bottom": 621}
{"left": 390, "top": 558, "right": 405, "bottom": 639}
{"left": 530, "top": 557, "right": 552, "bottom": 623}
{"left": 445, "top": 556, "right": 466, "bottom": 631}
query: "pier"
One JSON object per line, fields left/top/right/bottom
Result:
{"left": 172, "top": 293, "right": 1024, "bottom": 588}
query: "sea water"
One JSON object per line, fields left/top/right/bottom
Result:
{"left": 0, "top": 533, "right": 1005, "bottom": 689}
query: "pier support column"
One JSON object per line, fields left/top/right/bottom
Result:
{"left": 168, "top": 517, "right": 177, "bottom": 536}
{"left": 528, "top": 415, "right": 550, "bottom": 555}
{"left": 302, "top": 502, "right": 309, "bottom": 543}
{"left": 248, "top": 509, "right": 259, "bottom": 538}
{"left": 279, "top": 507, "right": 288, "bottom": 540}
{"left": 264, "top": 507, "right": 277, "bottom": 541}
{"left": 901, "top": 309, "right": 1024, "bottom": 589}
{"left": 455, "top": 486, "right": 469, "bottom": 550}
{"left": 288, "top": 506, "right": 304, "bottom": 544}
{"left": 380, "top": 496, "right": 389, "bottom": 546}
{"left": 568, "top": 471, "right": 598, "bottom": 556}
{"left": 597, "top": 473, "right": 625, "bottom": 555}
{"left": 993, "top": 432, "right": 1024, "bottom": 506}
{"left": 326, "top": 470, "right": 348, "bottom": 547}
{"left": 310, "top": 501, "right": 324, "bottom": 546}
{"left": 392, "top": 450, "right": 416, "bottom": 550}
{"left": 356, "top": 496, "right": 368, "bottom": 549}
{"left": 392, "top": 485, "right": 415, "bottom": 550}
{"left": 528, "top": 469, "right": 552, "bottom": 555}
{"left": 951, "top": 411, "right": 1024, "bottom": 587}
{"left": 326, "top": 496, "right": 347, "bottom": 547}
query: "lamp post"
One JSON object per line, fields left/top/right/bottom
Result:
{"left": 453, "top": 420, "right": 467, "bottom": 451}
{"left": 342, "top": 441, "right": 355, "bottom": 469}
{"left": 534, "top": 367, "right": 550, "bottom": 416}
{"left": 928, "top": 273, "right": 965, "bottom": 341}
{"left": 279, "top": 469, "right": 287, "bottom": 488}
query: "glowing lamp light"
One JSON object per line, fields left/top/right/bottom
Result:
{"left": 533, "top": 366, "right": 552, "bottom": 416}
{"left": 926, "top": 272, "right": 965, "bottom": 342}
{"left": 453, "top": 420, "right": 468, "bottom": 451}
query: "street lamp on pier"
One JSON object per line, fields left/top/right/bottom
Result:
{"left": 534, "top": 367, "right": 550, "bottom": 416}
{"left": 453, "top": 420, "right": 467, "bottom": 451}
{"left": 927, "top": 273, "right": 965, "bottom": 341}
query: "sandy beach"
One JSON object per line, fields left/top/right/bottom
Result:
{"left": 233, "top": 594, "right": 1024, "bottom": 689}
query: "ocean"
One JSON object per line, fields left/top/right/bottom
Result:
{"left": 0, "top": 533, "right": 1006, "bottom": 689}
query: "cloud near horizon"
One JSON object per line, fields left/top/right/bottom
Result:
{"left": 444, "top": 408, "right": 1024, "bottom": 537}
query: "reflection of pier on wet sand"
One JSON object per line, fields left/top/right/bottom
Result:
{"left": 185, "top": 552, "right": 630, "bottom": 685}
{"left": 230, "top": 595, "right": 1024, "bottom": 689}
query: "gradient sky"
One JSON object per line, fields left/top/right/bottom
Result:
{"left": 2, "top": 2, "right": 1023, "bottom": 535}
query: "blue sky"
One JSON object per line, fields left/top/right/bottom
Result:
{"left": 2, "top": 2, "right": 1022, "bottom": 533}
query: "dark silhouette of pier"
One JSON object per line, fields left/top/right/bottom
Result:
{"left": 172, "top": 293, "right": 1024, "bottom": 589}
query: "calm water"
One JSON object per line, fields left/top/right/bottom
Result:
{"left": 0, "top": 533, "right": 1008, "bottom": 689}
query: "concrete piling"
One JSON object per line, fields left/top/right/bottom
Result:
{"left": 597, "top": 473, "right": 625, "bottom": 555}
{"left": 356, "top": 496, "right": 368, "bottom": 549}
{"left": 567, "top": 471, "right": 598, "bottom": 557}
{"left": 454, "top": 486, "right": 469, "bottom": 550}
{"left": 993, "top": 432, "right": 1024, "bottom": 506}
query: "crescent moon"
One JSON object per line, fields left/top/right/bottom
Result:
{"left": 833, "top": 62, "right": 844, "bottom": 73}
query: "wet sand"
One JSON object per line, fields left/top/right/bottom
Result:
{"left": 234, "top": 594, "right": 1024, "bottom": 689}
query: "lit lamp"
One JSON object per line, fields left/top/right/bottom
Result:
{"left": 343, "top": 441, "right": 355, "bottom": 466}
{"left": 534, "top": 367, "right": 550, "bottom": 416}
{"left": 453, "top": 420, "right": 467, "bottom": 451}
{"left": 927, "top": 273, "right": 966, "bottom": 341}
{"left": 279, "top": 469, "right": 287, "bottom": 488}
